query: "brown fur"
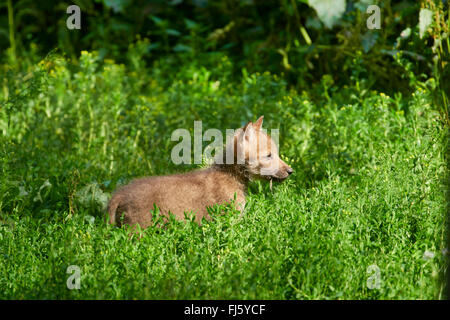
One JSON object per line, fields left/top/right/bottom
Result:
{"left": 107, "top": 116, "right": 293, "bottom": 228}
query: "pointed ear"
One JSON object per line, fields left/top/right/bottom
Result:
{"left": 253, "top": 116, "right": 264, "bottom": 130}
{"left": 242, "top": 121, "right": 252, "bottom": 132}
{"left": 243, "top": 121, "right": 256, "bottom": 141}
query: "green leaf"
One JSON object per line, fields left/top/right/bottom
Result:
{"left": 172, "top": 44, "right": 193, "bottom": 52}
{"left": 103, "top": 0, "right": 131, "bottom": 13}
{"left": 400, "top": 27, "right": 411, "bottom": 39}
{"left": 361, "top": 31, "right": 379, "bottom": 53}
{"left": 150, "top": 15, "right": 166, "bottom": 27}
{"left": 166, "top": 29, "right": 181, "bottom": 37}
{"left": 184, "top": 18, "right": 199, "bottom": 30}
{"left": 307, "top": 0, "right": 346, "bottom": 29}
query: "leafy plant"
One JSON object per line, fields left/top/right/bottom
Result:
{"left": 0, "top": 49, "right": 447, "bottom": 299}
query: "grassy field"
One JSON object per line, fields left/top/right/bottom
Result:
{"left": 0, "top": 51, "right": 447, "bottom": 299}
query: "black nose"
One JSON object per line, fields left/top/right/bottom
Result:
{"left": 287, "top": 167, "right": 294, "bottom": 175}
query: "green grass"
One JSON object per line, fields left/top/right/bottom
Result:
{"left": 0, "top": 51, "right": 447, "bottom": 299}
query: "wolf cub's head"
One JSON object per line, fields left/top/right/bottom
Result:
{"left": 221, "top": 116, "right": 293, "bottom": 181}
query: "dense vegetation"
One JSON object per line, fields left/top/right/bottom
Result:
{"left": 0, "top": 0, "right": 448, "bottom": 299}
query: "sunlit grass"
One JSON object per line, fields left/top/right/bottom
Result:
{"left": 0, "top": 52, "right": 447, "bottom": 299}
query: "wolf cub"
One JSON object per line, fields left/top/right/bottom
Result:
{"left": 107, "top": 116, "right": 293, "bottom": 228}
